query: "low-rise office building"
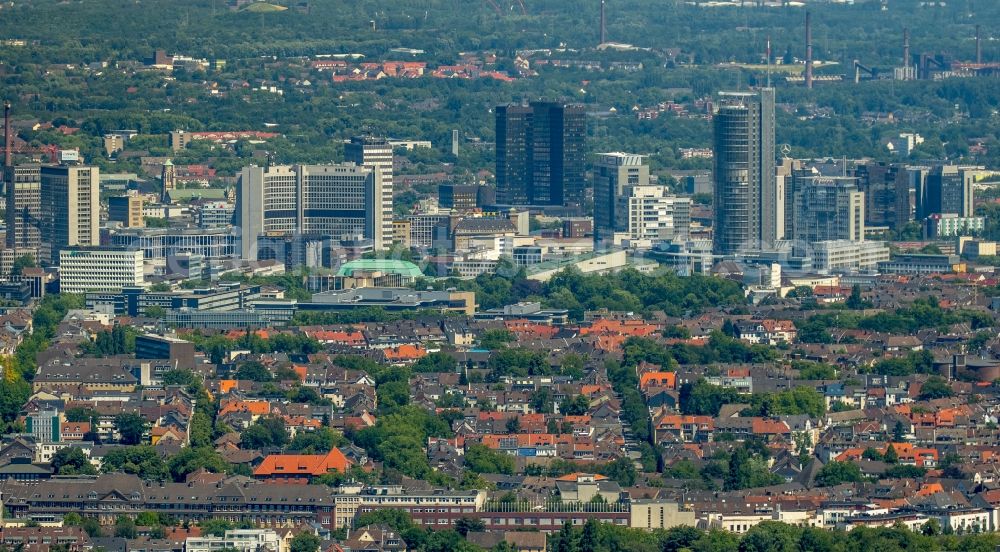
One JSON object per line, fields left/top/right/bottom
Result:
{"left": 86, "top": 284, "right": 261, "bottom": 316}
{"left": 305, "top": 288, "right": 476, "bottom": 315}
{"left": 58, "top": 248, "right": 145, "bottom": 293}
{"left": 878, "top": 253, "right": 965, "bottom": 275}
{"left": 811, "top": 240, "right": 891, "bottom": 272}
{"left": 109, "top": 226, "right": 237, "bottom": 260}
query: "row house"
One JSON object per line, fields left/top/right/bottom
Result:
{"left": 651, "top": 414, "right": 714, "bottom": 444}
{"left": 735, "top": 319, "right": 797, "bottom": 346}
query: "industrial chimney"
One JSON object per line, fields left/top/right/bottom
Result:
{"left": 805, "top": 12, "right": 813, "bottom": 89}
{"left": 4, "top": 101, "right": 11, "bottom": 168}
{"left": 903, "top": 27, "right": 910, "bottom": 68}
{"left": 600, "top": 0, "right": 607, "bottom": 45}
{"left": 976, "top": 25, "right": 982, "bottom": 65}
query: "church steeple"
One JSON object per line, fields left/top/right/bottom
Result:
{"left": 160, "top": 159, "right": 175, "bottom": 204}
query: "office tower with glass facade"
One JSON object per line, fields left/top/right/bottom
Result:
{"left": 712, "top": 89, "right": 776, "bottom": 255}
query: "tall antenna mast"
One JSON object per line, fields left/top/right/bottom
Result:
{"left": 4, "top": 101, "right": 11, "bottom": 168}
{"left": 766, "top": 35, "right": 772, "bottom": 88}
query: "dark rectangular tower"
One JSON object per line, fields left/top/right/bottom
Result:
{"left": 712, "top": 89, "right": 776, "bottom": 255}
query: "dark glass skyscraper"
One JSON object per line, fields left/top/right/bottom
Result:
{"left": 922, "top": 165, "right": 972, "bottom": 218}
{"left": 712, "top": 89, "right": 776, "bottom": 255}
{"left": 854, "top": 162, "right": 911, "bottom": 230}
{"left": 495, "top": 101, "right": 585, "bottom": 208}
{"left": 495, "top": 105, "right": 532, "bottom": 206}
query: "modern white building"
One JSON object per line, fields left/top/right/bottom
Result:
{"left": 236, "top": 163, "right": 386, "bottom": 260}
{"left": 592, "top": 153, "right": 691, "bottom": 250}
{"left": 811, "top": 240, "right": 891, "bottom": 272}
{"left": 621, "top": 186, "right": 691, "bottom": 248}
{"left": 925, "top": 213, "right": 984, "bottom": 238}
{"left": 185, "top": 530, "right": 284, "bottom": 552}
{"left": 345, "top": 136, "right": 394, "bottom": 249}
{"left": 40, "top": 164, "right": 100, "bottom": 265}
{"left": 58, "top": 248, "right": 145, "bottom": 293}
{"left": 594, "top": 152, "right": 648, "bottom": 248}
{"left": 197, "top": 201, "right": 236, "bottom": 228}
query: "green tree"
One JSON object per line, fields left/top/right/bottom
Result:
{"left": 884, "top": 465, "right": 926, "bottom": 478}
{"left": 189, "top": 411, "right": 213, "bottom": 448}
{"left": 883, "top": 443, "right": 899, "bottom": 464}
{"left": 661, "top": 526, "right": 703, "bottom": 552}
{"left": 51, "top": 447, "right": 97, "bottom": 475}
{"left": 63, "top": 513, "right": 83, "bottom": 527}
{"left": 552, "top": 520, "right": 577, "bottom": 552}
{"left": 530, "top": 388, "right": 555, "bottom": 413}
{"left": 377, "top": 380, "right": 411, "bottom": 413}
{"left": 922, "top": 518, "right": 942, "bottom": 536}
{"left": 679, "top": 379, "right": 741, "bottom": 416}
{"left": 560, "top": 394, "right": 590, "bottom": 415}
{"left": 289, "top": 533, "right": 321, "bottom": 552}
{"left": 114, "top": 412, "right": 147, "bottom": 445}
{"left": 199, "top": 519, "right": 235, "bottom": 537}
{"left": 354, "top": 509, "right": 415, "bottom": 532}
{"left": 64, "top": 406, "right": 99, "bottom": 423}
{"left": 815, "top": 460, "right": 864, "bottom": 487}
{"left": 80, "top": 517, "right": 103, "bottom": 538}
{"left": 919, "top": 376, "right": 954, "bottom": 400}
{"left": 597, "top": 457, "right": 637, "bottom": 487}
{"left": 135, "top": 512, "right": 161, "bottom": 527}
{"left": 412, "top": 352, "right": 456, "bottom": 373}
{"left": 114, "top": 516, "right": 138, "bottom": 539}
{"left": 479, "top": 329, "right": 515, "bottom": 350}
{"left": 10, "top": 254, "right": 36, "bottom": 277}
{"left": 725, "top": 446, "right": 782, "bottom": 491}
{"left": 102, "top": 445, "right": 170, "bottom": 480}
{"left": 739, "top": 521, "right": 799, "bottom": 552}
{"left": 234, "top": 361, "right": 272, "bottom": 382}
{"left": 464, "top": 444, "right": 515, "bottom": 475}
{"left": 288, "top": 427, "right": 347, "bottom": 454}
{"left": 845, "top": 284, "right": 868, "bottom": 310}
{"left": 240, "top": 416, "right": 289, "bottom": 449}
{"left": 167, "top": 447, "right": 230, "bottom": 482}
{"left": 454, "top": 517, "right": 485, "bottom": 537}
{"left": 505, "top": 416, "right": 521, "bottom": 434}
{"left": 579, "top": 518, "right": 599, "bottom": 552}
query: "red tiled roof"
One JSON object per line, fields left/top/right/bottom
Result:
{"left": 253, "top": 449, "right": 350, "bottom": 477}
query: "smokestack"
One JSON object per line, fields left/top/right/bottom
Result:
{"left": 903, "top": 27, "right": 910, "bottom": 68}
{"left": 600, "top": 0, "right": 606, "bottom": 45}
{"left": 976, "top": 24, "right": 982, "bottom": 65}
{"left": 4, "top": 101, "right": 11, "bottom": 168}
{"left": 805, "top": 11, "right": 813, "bottom": 89}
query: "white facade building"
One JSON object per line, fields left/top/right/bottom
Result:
{"left": 58, "top": 248, "right": 145, "bottom": 293}
{"left": 236, "top": 163, "right": 385, "bottom": 260}
{"left": 198, "top": 201, "right": 236, "bottom": 228}
{"left": 620, "top": 186, "right": 691, "bottom": 247}
{"left": 811, "top": 240, "right": 891, "bottom": 272}
{"left": 345, "top": 136, "right": 394, "bottom": 249}
{"left": 186, "top": 530, "right": 285, "bottom": 552}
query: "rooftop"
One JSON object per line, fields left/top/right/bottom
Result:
{"left": 336, "top": 259, "right": 424, "bottom": 278}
